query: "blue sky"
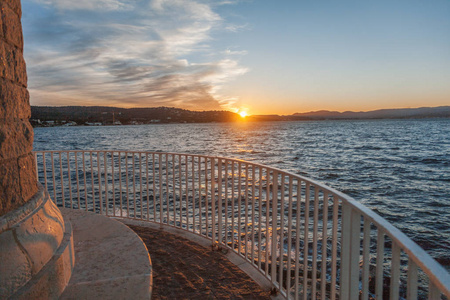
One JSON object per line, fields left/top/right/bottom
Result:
{"left": 22, "top": 0, "right": 450, "bottom": 114}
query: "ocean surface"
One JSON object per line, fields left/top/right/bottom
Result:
{"left": 33, "top": 118, "right": 450, "bottom": 271}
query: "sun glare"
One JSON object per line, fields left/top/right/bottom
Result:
{"left": 239, "top": 111, "right": 248, "bottom": 118}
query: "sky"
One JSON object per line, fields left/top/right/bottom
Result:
{"left": 22, "top": 0, "right": 450, "bottom": 115}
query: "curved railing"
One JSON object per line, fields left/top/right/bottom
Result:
{"left": 33, "top": 150, "right": 450, "bottom": 299}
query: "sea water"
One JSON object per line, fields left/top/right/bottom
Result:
{"left": 33, "top": 118, "right": 450, "bottom": 270}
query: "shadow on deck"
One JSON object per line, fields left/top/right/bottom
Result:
{"left": 129, "top": 225, "right": 271, "bottom": 299}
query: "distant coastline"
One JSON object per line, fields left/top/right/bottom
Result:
{"left": 30, "top": 105, "right": 450, "bottom": 127}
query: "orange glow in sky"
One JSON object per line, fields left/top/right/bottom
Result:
{"left": 239, "top": 111, "right": 248, "bottom": 118}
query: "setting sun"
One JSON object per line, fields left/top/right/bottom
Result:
{"left": 239, "top": 111, "right": 248, "bottom": 118}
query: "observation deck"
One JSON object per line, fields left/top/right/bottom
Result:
{"left": 33, "top": 150, "right": 450, "bottom": 299}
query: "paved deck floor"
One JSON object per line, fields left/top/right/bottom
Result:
{"left": 59, "top": 209, "right": 152, "bottom": 299}
{"left": 129, "top": 225, "right": 271, "bottom": 300}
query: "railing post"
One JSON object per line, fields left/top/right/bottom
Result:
{"left": 218, "top": 158, "right": 223, "bottom": 246}
{"left": 133, "top": 153, "right": 137, "bottom": 219}
{"left": 390, "top": 243, "right": 401, "bottom": 300}
{"left": 362, "top": 218, "right": 371, "bottom": 300}
{"left": 271, "top": 171, "right": 278, "bottom": 285}
{"left": 104, "top": 152, "right": 108, "bottom": 216}
{"left": 34, "top": 152, "right": 39, "bottom": 180}
{"left": 312, "top": 186, "right": 319, "bottom": 299}
{"left": 237, "top": 162, "right": 242, "bottom": 255}
{"left": 59, "top": 152, "right": 64, "bottom": 207}
{"left": 340, "top": 203, "right": 361, "bottom": 299}
{"left": 330, "top": 195, "right": 339, "bottom": 300}
{"left": 204, "top": 157, "right": 209, "bottom": 237}
{"left": 376, "top": 230, "right": 385, "bottom": 299}
{"left": 113, "top": 152, "right": 116, "bottom": 217}
{"left": 303, "top": 183, "right": 310, "bottom": 300}
{"left": 184, "top": 155, "right": 188, "bottom": 229}
{"left": 406, "top": 260, "right": 418, "bottom": 299}
{"left": 191, "top": 156, "right": 195, "bottom": 233}
{"left": 119, "top": 152, "right": 123, "bottom": 217}
{"left": 51, "top": 152, "right": 56, "bottom": 202}
{"left": 159, "top": 153, "right": 163, "bottom": 226}
{"left": 211, "top": 158, "right": 216, "bottom": 245}
{"left": 320, "top": 191, "right": 329, "bottom": 298}
{"left": 179, "top": 154, "right": 183, "bottom": 228}
{"left": 67, "top": 152, "right": 72, "bottom": 209}
{"left": 43, "top": 153, "right": 48, "bottom": 192}
{"left": 75, "top": 153, "right": 80, "bottom": 211}
{"left": 340, "top": 203, "right": 351, "bottom": 299}
{"left": 349, "top": 209, "right": 361, "bottom": 299}
{"left": 97, "top": 151, "right": 102, "bottom": 214}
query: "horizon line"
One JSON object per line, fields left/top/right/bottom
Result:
{"left": 30, "top": 104, "right": 450, "bottom": 116}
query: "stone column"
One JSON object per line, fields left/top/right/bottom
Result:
{"left": 0, "top": 1, "right": 75, "bottom": 298}
{"left": 0, "top": 0, "right": 37, "bottom": 216}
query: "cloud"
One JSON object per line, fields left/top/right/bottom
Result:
{"left": 224, "top": 23, "right": 249, "bottom": 33}
{"left": 33, "top": 0, "right": 134, "bottom": 11}
{"left": 222, "top": 49, "right": 248, "bottom": 56}
{"left": 23, "top": 0, "right": 247, "bottom": 110}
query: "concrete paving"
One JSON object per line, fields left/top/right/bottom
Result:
{"left": 59, "top": 209, "right": 152, "bottom": 299}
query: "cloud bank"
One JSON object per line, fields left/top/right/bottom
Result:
{"left": 23, "top": 0, "right": 248, "bottom": 110}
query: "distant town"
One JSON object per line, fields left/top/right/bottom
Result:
{"left": 30, "top": 105, "right": 450, "bottom": 127}
{"left": 30, "top": 106, "right": 241, "bottom": 127}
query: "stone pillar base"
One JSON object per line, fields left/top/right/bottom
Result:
{"left": 0, "top": 184, "right": 75, "bottom": 298}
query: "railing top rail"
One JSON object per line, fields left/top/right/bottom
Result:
{"left": 33, "top": 149, "right": 450, "bottom": 296}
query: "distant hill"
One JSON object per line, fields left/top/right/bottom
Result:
{"left": 30, "top": 105, "right": 450, "bottom": 126}
{"left": 31, "top": 106, "right": 241, "bottom": 125}
{"left": 291, "top": 106, "right": 450, "bottom": 120}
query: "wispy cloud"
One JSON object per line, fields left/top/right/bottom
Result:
{"left": 23, "top": 0, "right": 248, "bottom": 110}
{"left": 224, "top": 23, "right": 249, "bottom": 33}
{"left": 222, "top": 49, "right": 248, "bottom": 56}
{"left": 32, "top": 0, "right": 134, "bottom": 11}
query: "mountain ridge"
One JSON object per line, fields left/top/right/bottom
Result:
{"left": 291, "top": 106, "right": 450, "bottom": 119}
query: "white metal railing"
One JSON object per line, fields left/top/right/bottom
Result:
{"left": 33, "top": 150, "right": 450, "bottom": 299}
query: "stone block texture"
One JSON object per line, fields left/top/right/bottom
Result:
{"left": 0, "top": 0, "right": 37, "bottom": 216}
{"left": 1, "top": 2, "right": 24, "bottom": 50}
{"left": 0, "top": 187, "right": 74, "bottom": 298}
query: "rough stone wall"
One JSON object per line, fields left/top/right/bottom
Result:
{"left": 0, "top": 0, "right": 37, "bottom": 216}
